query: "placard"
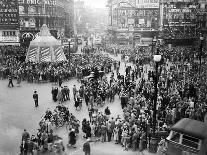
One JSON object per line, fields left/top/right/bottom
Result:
{"left": 0, "top": 0, "right": 19, "bottom": 29}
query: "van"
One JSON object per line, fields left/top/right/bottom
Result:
{"left": 166, "top": 118, "right": 207, "bottom": 155}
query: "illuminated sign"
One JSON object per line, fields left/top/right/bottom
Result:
{"left": 0, "top": 0, "right": 19, "bottom": 29}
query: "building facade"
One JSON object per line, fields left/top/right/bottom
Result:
{"left": 74, "top": 0, "right": 86, "bottom": 35}
{"left": 161, "top": 0, "right": 207, "bottom": 46}
{"left": 107, "top": 0, "right": 207, "bottom": 46}
{"left": 0, "top": 0, "right": 20, "bottom": 45}
{"left": 18, "top": 0, "right": 74, "bottom": 46}
{"left": 107, "top": 0, "right": 160, "bottom": 47}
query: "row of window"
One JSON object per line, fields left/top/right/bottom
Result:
{"left": 168, "top": 131, "right": 201, "bottom": 150}
{"left": 19, "top": 5, "right": 66, "bottom": 17}
{"left": 2, "top": 31, "right": 16, "bottom": 36}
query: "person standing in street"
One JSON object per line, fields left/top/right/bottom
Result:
{"left": 83, "top": 139, "right": 91, "bottom": 155}
{"left": 73, "top": 85, "right": 77, "bottom": 101}
{"left": 33, "top": 91, "right": 38, "bottom": 107}
{"left": 8, "top": 75, "right": 14, "bottom": 87}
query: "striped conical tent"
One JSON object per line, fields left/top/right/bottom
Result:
{"left": 26, "top": 24, "right": 67, "bottom": 62}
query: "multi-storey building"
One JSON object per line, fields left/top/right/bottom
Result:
{"left": 107, "top": 0, "right": 160, "bottom": 47}
{"left": 107, "top": 0, "right": 207, "bottom": 47}
{"left": 18, "top": 0, "right": 74, "bottom": 46}
{"left": 74, "top": 0, "right": 86, "bottom": 35}
{"left": 161, "top": 0, "right": 207, "bottom": 46}
{"left": 0, "top": 0, "right": 20, "bottom": 45}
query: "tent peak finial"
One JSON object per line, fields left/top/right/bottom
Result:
{"left": 39, "top": 24, "right": 51, "bottom": 36}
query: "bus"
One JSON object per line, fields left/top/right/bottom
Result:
{"left": 166, "top": 118, "right": 207, "bottom": 155}
{"left": 62, "top": 38, "right": 78, "bottom": 53}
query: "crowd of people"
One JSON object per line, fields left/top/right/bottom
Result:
{"left": 0, "top": 46, "right": 115, "bottom": 86}
{"left": 71, "top": 43, "right": 207, "bottom": 153}
{"left": 20, "top": 104, "right": 80, "bottom": 155}
{"left": 2, "top": 40, "right": 207, "bottom": 155}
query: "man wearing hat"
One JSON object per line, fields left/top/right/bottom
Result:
{"left": 33, "top": 91, "right": 38, "bottom": 107}
{"left": 83, "top": 139, "right": 91, "bottom": 155}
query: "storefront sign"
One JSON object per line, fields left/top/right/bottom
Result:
{"left": 169, "top": 8, "right": 191, "bottom": 13}
{"left": 136, "top": 0, "right": 160, "bottom": 8}
{"left": 0, "top": 0, "right": 19, "bottom": 29}
{"left": 0, "top": 36, "right": 19, "bottom": 43}
{"left": 26, "top": 0, "right": 57, "bottom": 5}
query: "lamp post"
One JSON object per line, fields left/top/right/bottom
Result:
{"left": 68, "top": 39, "right": 71, "bottom": 68}
{"left": 199, "top": 36, "right": 204, "bottom": 77}
{"left": 152, "top": 37, "right": 157, "bottom": 55}
{"left": 149, "top": 51, "right": 161, "bottom": 153}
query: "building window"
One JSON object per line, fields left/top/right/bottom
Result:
{"left": 182, "top": 135, "right": 199, "bottom": 149}
{"left": 2, "top": 31, "right": 16, "bottom": 36}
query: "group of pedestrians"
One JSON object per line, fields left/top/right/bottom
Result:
{"left": 5, "top": 40, "right": 207, "bottom": 155}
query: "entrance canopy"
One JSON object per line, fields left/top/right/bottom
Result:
{"left": 26, "top": 24, "right": 66, "bottom": 62}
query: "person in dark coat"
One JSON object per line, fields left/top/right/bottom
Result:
{"left": 59, "top": 76, "right": 62, "bottom": 87}
{"left": 69, "top": 129, "right": 76, "bottom": 148}
{"left": 104, "top": 106, "right": 111, "bottom": 116}
{"left": 22, "top": 129, "right": 30, "bottom": 142}
{"left": 8, "top": 75, "right": 14, "bottom": 87}
{"left": 51, "top": 87, "right": 56, "bottom": 102}
{"left": 33, "top": 91, "right": 38, "bottom": 107}
{"left": 83, "top": 139, "right": 91, "bottom": 155}
{"left": 54, "top": 87, "right": 58, "bottom": 102}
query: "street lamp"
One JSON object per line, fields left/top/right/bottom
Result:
{"left": 199, "top": 36, "right": 204, "bottom": 77}
{"left": 149, "top": 50, "right": 161, "bottom": 153}
{"left": 152, "top": 37, "right": 157, "bottom": 55}
{"left": 68, "top": 39, "right": 71, "bottom": 67}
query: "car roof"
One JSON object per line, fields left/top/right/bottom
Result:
{"left": 171, "top": 118, "right": 207, "bottom": 139}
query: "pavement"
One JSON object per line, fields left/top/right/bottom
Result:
{"left": 0, "top": 45, "right": 157, "bottom": 155}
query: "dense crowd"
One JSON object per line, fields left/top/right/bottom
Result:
{"left": 0, "top": 46, "right": 114, "bottom": 85}
{"left": 2, "top": 41, "right": 207, "bottom": 155}
{"left": 75, "top": 43, "right": 207, "bottom": 153}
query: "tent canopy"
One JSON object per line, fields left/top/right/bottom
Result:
{"left": 26, "top": 24, "right": 66, "bottom": 62}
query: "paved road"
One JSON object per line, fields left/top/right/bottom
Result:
{"left": 0, "top": 49, "right": 156, "bottom": 155}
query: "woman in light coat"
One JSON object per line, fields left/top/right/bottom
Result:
{"left": 113, "top": 126, "right": 119, "bottom": 144}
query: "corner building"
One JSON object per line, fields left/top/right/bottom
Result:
{"left": 18, "top": 0, "right": 74, "bottom": 46}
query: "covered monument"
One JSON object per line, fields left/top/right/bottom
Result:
{"left": 26, "top": 24, "right": 67, "bottom": 62}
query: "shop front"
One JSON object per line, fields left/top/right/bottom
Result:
{"left": 0, "top": 30, "right": 20, "bottom": 46}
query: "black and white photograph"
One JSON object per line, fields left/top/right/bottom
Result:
{"left": 0, "top": 0, "right": 207, "bottom": 155}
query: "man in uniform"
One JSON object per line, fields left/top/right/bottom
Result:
{"left": 33, "top": 91, "right": 39, "bottom": 107}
